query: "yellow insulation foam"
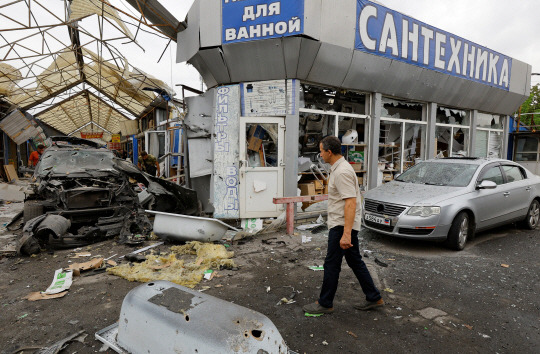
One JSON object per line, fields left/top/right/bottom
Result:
{"left": 107, "top": 242, "right": 235, "bottom": 288}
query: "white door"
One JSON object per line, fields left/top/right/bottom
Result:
{"left": 239, "top": 117, "right": 285, "bottom": 218}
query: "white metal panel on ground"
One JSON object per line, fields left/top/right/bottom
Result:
{"left": 111, "top": 281, "right": 289, "bottom": 354}
{"left": 200, "top": 0, "right": 221, "bottom": 48}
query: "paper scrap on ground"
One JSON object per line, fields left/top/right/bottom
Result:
{"left": 204, "top": 269, "right": 214, "bottom": 280}
{"left": 71, "top": 252, "right": 91, "bottom": 258}
{"left": 296, "top": 224, "right": 322, "bottom": 231}
{"left": 302, "top": 235, "right": 312, "bottom": 243}
{"left": 308, "top": 265, "right": 324, "bottom": 271}
{"left": 44, "top": 269, "right": 73, "bottom": 295}
{"left": 25, "top": 291, "right": 68, "bottom": 301}
{"left": 67, "top": 258, "right": 103, "bottom": 276}
{"left": 242, "top": 218, "right": 263, "bottom": 233}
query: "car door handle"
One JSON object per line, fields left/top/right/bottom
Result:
{"left": 526, "top": 187, "right": 532, "bottom": 192}
{"left": 503, "top": 192, "right": 510, "bottom": 197}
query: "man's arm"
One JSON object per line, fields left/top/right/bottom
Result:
{"left": 156, "top": 161, "right": 160, "bottom": 176}
{"left": 340, "top": 197, "right": 356, "bottom": 249}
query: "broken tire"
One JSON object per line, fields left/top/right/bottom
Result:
{"left": 23, "top": 201, "right": 43, "bottom": 223}
{"left": 522, "top": 199, "right": 540, "bottom": 230}
{"left": 445, "top": 211, "right": 472, "bottom": 251}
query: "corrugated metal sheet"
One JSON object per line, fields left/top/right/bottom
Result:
{"left": 0, "top": 110, "right": 46, "bottom": 145}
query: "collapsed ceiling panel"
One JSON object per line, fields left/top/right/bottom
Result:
{"left": 0, "top": 0, "right": 180, "bottom": 138}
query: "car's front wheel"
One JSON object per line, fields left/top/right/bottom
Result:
{"left": 446, "top": 211, "right": 472, "bottom": 251}
{"left": 523, "top": 199, "right": 540, "bottom": 230}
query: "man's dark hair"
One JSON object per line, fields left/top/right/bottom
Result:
{"left": 141, "top": 150, "right": 148, "bottom": 157}
{"left": 37, "top": 144, "right": 45, "bottom": 149}
{"left": 320, "top": 136, "right": 342, "bottom": 155}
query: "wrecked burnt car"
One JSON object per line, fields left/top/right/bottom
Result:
{"left": 19, "top": 136, "right": 198, "bottom": 255}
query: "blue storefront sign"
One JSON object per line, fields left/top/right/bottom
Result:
{"left": 355, "top": 0, "right": 512, "bottom": 91}
{"left": 222, "top": 0, "right": 304, "bottom": 44}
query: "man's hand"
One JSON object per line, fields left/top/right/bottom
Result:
{"left": 340, "top": 231, "right": 353, "bottom": 249}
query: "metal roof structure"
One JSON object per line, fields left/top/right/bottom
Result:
{"left": 0, "top": 0, "right": 184, "bottom": 141}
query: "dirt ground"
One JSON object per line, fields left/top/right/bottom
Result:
{"left": 1, "top": 204, "right": 539, "bottom": 353}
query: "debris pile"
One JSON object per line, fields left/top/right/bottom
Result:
{"left": 107, "top": 241, "right": 235, "bottom": 288}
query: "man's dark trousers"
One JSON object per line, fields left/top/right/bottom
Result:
{"left": 318, "top": 226, "right": 381, "bottom": 308}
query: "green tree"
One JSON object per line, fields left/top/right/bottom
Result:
{"left": 518, "top": 84, "right": 540, "bottom": 126}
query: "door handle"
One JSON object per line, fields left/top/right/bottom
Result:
{"left": 526, "top": 187, "right": 532, "bottom": 192}
{"left": 503, "top": 192, "right": 510, "bottom": 197}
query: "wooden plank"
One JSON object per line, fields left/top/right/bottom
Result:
{"left": 3, "top": 164, "right": 18, "bottom": 182}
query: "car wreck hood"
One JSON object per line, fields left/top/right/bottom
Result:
{"left": 364, "top": 181, "right": 468, "bottom": 206}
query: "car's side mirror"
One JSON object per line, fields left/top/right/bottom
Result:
{"left": 477, "top": 180, "right": 497, "bottom": 189}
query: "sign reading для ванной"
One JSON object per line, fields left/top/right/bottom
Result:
{"left": 355, "top": 0, "right": 512, "bottom": 91}
{"left": 222, "top": 0, "right": 304, "bottom": 44}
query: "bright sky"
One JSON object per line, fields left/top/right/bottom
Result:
{"left": 4, "top": 0, "right": 538, "bottom": 103}
{"left": 379, "top": 0, "right": 540, "bottom": 86}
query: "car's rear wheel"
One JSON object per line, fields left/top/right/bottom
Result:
{"left": 23, "top": 201, "right": 44, "bottom": 223}
{"left": 446, "top": 212, "right": 471, "bottom": 251}
{"left": 523, "top": 200, "right": 540, "bottom": 230}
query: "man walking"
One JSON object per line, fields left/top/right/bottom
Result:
{"left": 303, "top": 136, "right": 383, "bottom": 314}
{"left": 138, "top": 151, "right": 160, "bottom": 177}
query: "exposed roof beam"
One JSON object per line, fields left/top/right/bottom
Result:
{"left": 123, "top": 0, "right": 185, "bottom": 40}
{"left": 20, "top": 79, "right": 84, "bottom": 111}
{"left": 68, "top": 120, "right": 112, "bottom": 136}
{"left": 34, "top": 89, "right": 87, "bottom": 116}
{"left": 85, "top": 80, "right": 140, "bottom": 118}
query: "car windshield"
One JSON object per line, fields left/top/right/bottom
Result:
{"left": 36, "top": 149, "right": 116, "bottom": 176}
{"left": 395, "top": 162, "right": 478, "bottom": 187}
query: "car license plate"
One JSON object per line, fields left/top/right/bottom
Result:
{"left": 365, "top": 213, "right": 391, "bottom": 225}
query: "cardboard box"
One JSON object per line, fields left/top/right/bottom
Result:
{"left": 247, "top": 125, "right": 265, "bottom": 151}
{"left": 350, "top": 162, "right": 363, "bottom": 171}
{"left": 299, "top": 183, "right": 316, "bottom": 196}
{"left": 313, "top": 180, "right": 324, "bottom": 191}
{"left": 357, "top": 176, "right": 363, "bottom": 185}
{"left": 383, "top": 172, "right": 393, "bottom": 182}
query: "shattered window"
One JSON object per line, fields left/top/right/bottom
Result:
{"left": 245, "top": 124, "right": 278, "bottom": 167}
{"left": 36, "top": 150, "right": 116, "bottom": 176}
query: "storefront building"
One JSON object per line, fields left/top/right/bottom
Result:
{"left": 177, "top": 0, "right": 531, "bottom": 219}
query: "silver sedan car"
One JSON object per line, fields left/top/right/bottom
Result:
{"left": 362, "top": 158, "right": 540, "bottom": 250}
